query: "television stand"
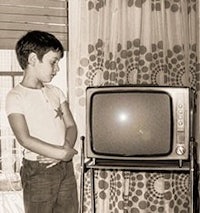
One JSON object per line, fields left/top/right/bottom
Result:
{"left": 79, "top": 137, "right": 198, "bottom": 213}
{"left": 85, "top": 158, "right": 191, "bottom": 171}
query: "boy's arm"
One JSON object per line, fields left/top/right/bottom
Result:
{"left": 7, "top": 113, "right": 77, "bottom": 161}
{"left": 61, "top": 101, "right": 78, "bottom": 148}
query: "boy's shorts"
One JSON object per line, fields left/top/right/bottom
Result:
{"left": 20, "top": 158, "right": 78, "bottom": 213}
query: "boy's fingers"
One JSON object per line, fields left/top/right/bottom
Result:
{"left": 72, "top": 148, "right": 78, "bottom": 154}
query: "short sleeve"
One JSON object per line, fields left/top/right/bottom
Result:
{"left": 59, "top": 88, "right": 67, "bottom": 104}
{"left": 54, "top": 86, "right": 68, "bottom": 104}
{"left": 5, "top": 91, "right": 24, "bottom": 116}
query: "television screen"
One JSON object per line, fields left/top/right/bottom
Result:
{"left": 91, "top": 92, "right": 172, "bottom": 156}
{"left": 86, "top": 86, "right": 193, "bottom": 161}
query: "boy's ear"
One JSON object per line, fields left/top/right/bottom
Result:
{"left": 28, "top": 52, "right": 37, "bottom": 66}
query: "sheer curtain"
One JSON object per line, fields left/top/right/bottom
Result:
{"left": 68, "top": 0, "right": 199, "bottom": 212}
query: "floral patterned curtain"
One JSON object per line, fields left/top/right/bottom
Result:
{"left": 68, "top": 0, "right": 199, "bottom": 212}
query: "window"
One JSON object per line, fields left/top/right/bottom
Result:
{"left": 0, "top": 50, "right": 23, "bottom": 191}
{"left": 0, "top": 0, "right": 68, "bottom": 50}
{"left": 0, "top": 2, "right": 68, "bottom": 212}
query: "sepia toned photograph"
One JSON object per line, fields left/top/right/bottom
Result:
{"left": 0, "top": 0, "right": 199, "bottom": 212}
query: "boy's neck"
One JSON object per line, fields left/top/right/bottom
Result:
{"left": 20, "top": 78, "right": 44, "bottom": 89}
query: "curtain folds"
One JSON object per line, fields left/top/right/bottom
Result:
{"left": 68, "top": 0, "right": 199, "bottom": 212}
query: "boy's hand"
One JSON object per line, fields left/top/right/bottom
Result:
{"left": 62, "top": 143, "right": 78, "bottom": 161}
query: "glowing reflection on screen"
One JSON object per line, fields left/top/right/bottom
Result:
{"left": 118, "top": 111, "right": 129, "bottom": 122}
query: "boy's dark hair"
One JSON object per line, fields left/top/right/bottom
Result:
{"left": 15, "top": 30, "right": 64, "bottom": 70}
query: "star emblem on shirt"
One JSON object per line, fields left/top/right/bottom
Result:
{"left": 55, "top": 106, "right": 64, "bottom": 119}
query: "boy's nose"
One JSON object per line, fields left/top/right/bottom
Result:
{"left": 54, "top": 64, "right": 60, "bottom": 72}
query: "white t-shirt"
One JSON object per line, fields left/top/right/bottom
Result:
{"left": 6, "top": 83, "right": 67, "bottom": 160}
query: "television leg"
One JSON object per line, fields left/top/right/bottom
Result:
{"left": 80, "top": 136, "right": 85, "bottom": 213}
{"left": 190, "top": 139, "right": 199, "bottom": 213}
{"left": 189, "top": 140, "right": 194, "bottom": 213}
{"left": 90, "top": 168, "right": 96, "bottom": 213}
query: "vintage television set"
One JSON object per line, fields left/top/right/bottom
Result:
{"left": 85, "top": 85, "right": 195, "bottom": 167}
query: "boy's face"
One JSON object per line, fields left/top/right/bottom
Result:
{"left": 34, "top": 50, "right": 62, "bottom": 83}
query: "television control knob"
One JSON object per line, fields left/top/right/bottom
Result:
{"left": 176, "top": 145, "right": 186, "bottom": 155}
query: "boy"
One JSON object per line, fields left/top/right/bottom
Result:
{"left": 6, "top": 30, "right": 79, "bottom": 213}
